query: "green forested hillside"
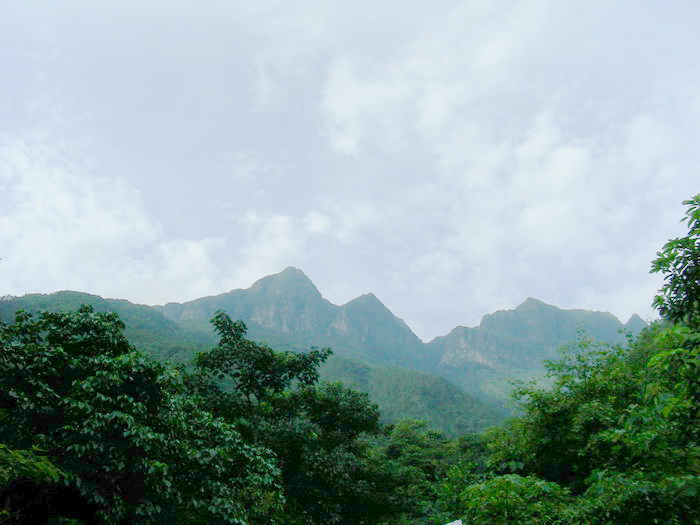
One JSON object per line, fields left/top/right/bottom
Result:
{"left": 0, "top": 290, "right": 500, "bottom": 436}
{"left": 0, "top": 291, "right": 212, "bottom": 362}
{"left": 1, "top": 195, "right": 697, "bottom": 524}
{"left": 321, "top": 355, "right": 503, "bottom": 435}
{"left": 0, "top": 268, "right": 645, "bottom": 433}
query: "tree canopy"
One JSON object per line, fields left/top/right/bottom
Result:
{"left": 651, "top": 194, "right": 700, "bottom": 328}
{"left": 432, "top": 195, "right": 700, "bottom": 524}
{"left": 2, "top": 194, "right": 699, "bottom": 524}
{"left": 0, "top": 306, "right": 405, "bottom": 524}
{"left": 188, "top": 310, "right": 406, "bottom": 524}
{"left": 0, "top": 306, "right": 282, "bottom": 523}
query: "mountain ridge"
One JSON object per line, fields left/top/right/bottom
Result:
{"left": 156, "top": 267, "right": 643, "bottom": 344}
{"left": 1, "top": 267, "right": 647, "bottom": 429}
{"left": 151, "top": 267, "right": 646, "bottom": 406}
{"left": 0, "top": 286, "right": 501, "bottom": 435}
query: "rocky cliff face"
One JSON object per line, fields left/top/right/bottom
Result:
{"left": 155, "top": 270, "right": 646, "bottom": 393}
{"left": 155, "top": 267, "right": 429, "bottom": 367}
{"left": 428, "top": 297, "right": 639, "bottom": 371}
{"left": 158, "top": 267, "right": 337, "bottom": 333}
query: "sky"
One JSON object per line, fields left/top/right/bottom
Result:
{"left": 1, "top": 1, "right": 699, "bottom": 341}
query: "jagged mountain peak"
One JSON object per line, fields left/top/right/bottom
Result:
{"left": 328, "top": 292, "right": 424, "bottom": 364}
{"left": 496, "top": 298, "right": 629, "bottom": 325}
{"left": 343, "top": 292, "right": 384, "bottom": 308}
{"left": 249, "top": 267, "right": 322, "bottom": 299}
{"left": 338, "top": 293, "right": 418, "bottom": 335}
{"left": 625, "top": 313, "right": 648, "bottom": 332}
{"left": 515, "top": 297, "right": 550, "bottom": 310}
{"left": 280, "top": 266, "right": 307, "bottom": 278}
{"left": 626, "top": 313, "right": 645, "bottom": 324}
{"left": 430, "top": 296, "right": 646, "bottom": 378}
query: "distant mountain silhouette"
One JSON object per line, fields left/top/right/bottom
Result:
{"left": 154, "top": 270, "right": 645, "bottom": 405}
{"left": 430, "top": 297, "right": 633, "bottom": 370}
{"left": 156, "top": 267, "right": 430, "bottom": 368}
{"left": 0, "top": 268, "right": 646, "bottom": 433}
{"left": 426, "top": 297, "right": 645, "bottom": 403}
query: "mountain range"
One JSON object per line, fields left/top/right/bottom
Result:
{"left": 0, "top": 267, "right": 646, "bottom": 435}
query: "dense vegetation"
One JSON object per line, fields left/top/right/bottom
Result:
{"left": 319, "top": 355, "right": 503, "bottom": 435}
{"left": 1, "top": 195, "right": 698, "bottom": 523}
{"left": 0, "top": 289, "right": 505, "bottom": 437}
{"left": 429, "top": 195, "right": 699, "bottom": 524}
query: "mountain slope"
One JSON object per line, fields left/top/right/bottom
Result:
{"left": 0, "top": 291, "right": 211, "bottom": 362}
{"left": 427, "top": 297, "right": 643, "bottom": 404}
{"left": 1, "top": 269, "right": 646, "bottom": 431}
{"left": 0, "top": 287, "right": 500, "bottom": 435}
{"left": 430, "top": 297, "right": 632, "bottom": 370}
{"left": 320, "top": 355, "right": 503, "bottom": 435}
{"left": 159, "top": 267, "right": 338, "bottom": 333}
{"left": 156, "top": 267, "right": 430, "bottom": 368}
{"left": 156, "top": 273, "right": 644, "bottom": 407}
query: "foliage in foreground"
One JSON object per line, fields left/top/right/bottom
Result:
{"left": 0, "top": 306, "right": 407, "bottom": 523}
{"left": 1, "top": 195, "right": 698, "bottom": 524}
{"left": 0, "top": 306, "right": 282, "bottom": 523}
{"left": 187, "top": 310, "right": 407, "bottom": 524}
{"left": 432, "top": 195, "right": 700, "bottom": 524}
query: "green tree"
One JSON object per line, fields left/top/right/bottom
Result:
{"left": 486, "top": 336, "right": 638, "bottom": 490}
{"left": 434, "top": 196, "right": 700, "bottom": 524}
{"left": 479, "top": 325, "right": 699, "bottom": 523}
{"left": 362, "top": 420, "right": 491, "bottom": 524}
{"left": 0, "top": 306, "right": 282, "bottom": 524}
{"left": 0, "top": 445, "right": 64, "bottom": 523}
{"left": 651, "top": 193, "right": 700, "bottom": 328}
{"left": 457, "top": 474, "right": 574, "bottom": 524}
{"left": 0, "top": 445, "right": 62, "bottom": 489}
{"left": 190, "top": 311, "right": 404, "bottom": 524}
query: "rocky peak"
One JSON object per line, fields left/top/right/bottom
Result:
{"left": 624, "top": 313, "right": 648, "bottom": 333}
{"left": 248, "top": 267, "right": 323, "bottom": 300}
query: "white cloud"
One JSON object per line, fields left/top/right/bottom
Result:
{"left": 2, "top": 0, "right": 700, "bottom": 340}
{"left": 227, "top": 214, "right": 305, "bottom": 288}
{"left": 303, "top": 211, "right": 333, "bottom": 235}
{"left": 0, "top": 139, "right": 225, "bottom": 304}
{"left": 321, "top": 57, "right": 415, "bottom": 155}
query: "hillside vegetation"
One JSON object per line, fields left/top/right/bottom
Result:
{"left": 0, "top": 277, "right": 640, "bottom": 435}
{"left": 2, "top": 196, "right": 696, "bottom": 523}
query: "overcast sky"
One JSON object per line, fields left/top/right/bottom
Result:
{"left": 1, "top": 1, "right": 698, "bottom": 341}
